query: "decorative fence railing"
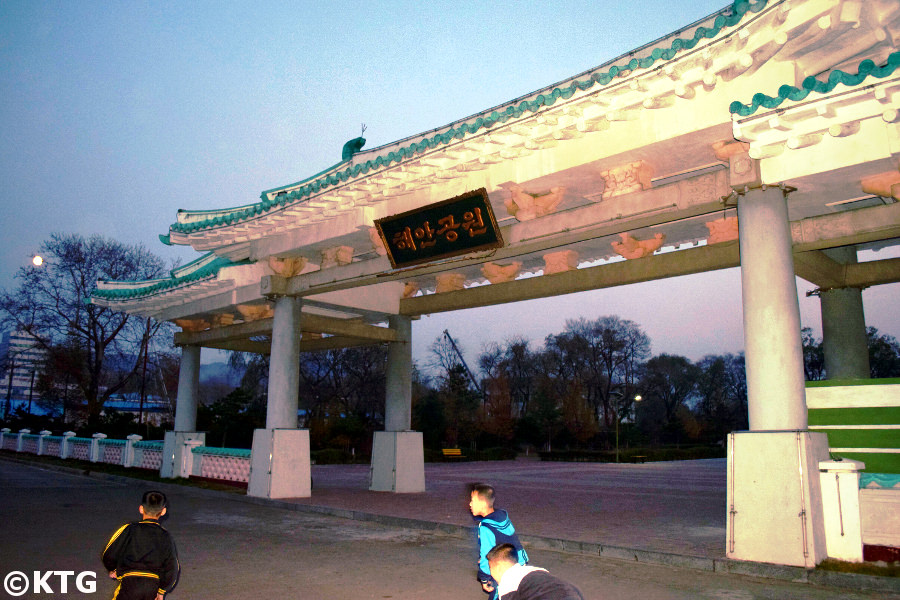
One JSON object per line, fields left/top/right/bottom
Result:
{"left": 190, "top": 446, "right": 251, "bottom": 484}
{"left": 134, "top": 440, "right": 164, "bottom": 471}
{"left": 98, "top": 438, "right": 126, "bottom": 465}
{"left": 0, "top": 428, "right": 252, "bottom": 487}
{"left": 69, "top": 437, "right": 93, "bottom": 461}
{"left": 43, "top": 435, "right": 62, "bottom": 457}
{"left": 0, "top": 429, "right": 157, "bottom": 469}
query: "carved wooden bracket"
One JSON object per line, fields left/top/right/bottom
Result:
{"left": 543, "top": 250, "right": 579, "bottom": 274}
{"left": 267, "top": 255, "right": 308, "bottom": 277}
{"left": 320, "top": 246, "right": 354, "bottom": 269}
{"left": 599, "top": 161, "right": 652, "bottom": 200}
{"left": 705, "top": 217, "right": 739, "bottom": 244}
{"left": 368, "top": 227, "right": 388, "bottom": 256}
{"left": 435, "top": 273, "right": 466, "bottom": 293}
{"left": 236, "top": 304, "right": 274, "bottom": 322}
{"left": 504, "top": 186, "right": 566, "bottom": 221}
{"left": 712, "top": 140, "right": 750, "bottom": 161}
{"left": 861, "top": 170, "right": 900, "bottom": 200}
{"left": 481, "top": 261, "right": 522, "bottom": 284}
{"left": 210, "top": 313, "right": 235, "bottom": 328}
{"left": 611, "top": 232, "right": 665, "bottom": 259}
{"left": 402, "top": 282, "right": 420, "bottom": 298}
{"left": 174, "top": 318, "right": 210, "bottom": 332}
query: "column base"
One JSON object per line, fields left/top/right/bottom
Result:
{"left": 160, "top": 431, "right": 206, "bottom": 478}
{"left": 726, "top": 430, "right": 830, "bottom": 567}
{"left": 370, "top": 431, "right": 425, "bottom": 493}
{"left": 248, "top": 429, "right": 311, "bottom": 499}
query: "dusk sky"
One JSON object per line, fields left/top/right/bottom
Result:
{"left": 2, "top": 1, "right": 898, "bottom": 369}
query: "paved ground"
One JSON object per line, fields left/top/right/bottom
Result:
{"left": 299, "top": 457, "right": 727, "bottom": 558}
{"left": 1, "top": 458, "right": 898, "bottom": 599}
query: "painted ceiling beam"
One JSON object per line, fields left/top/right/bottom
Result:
{"left": 792, "top": 250, "right": 847, "bottom": 289}
{"left": 174, "top": 314, "right": 396, "bottom": 348}
{"left": 791, "top": 202, "right": 900, "bottom": 252}
{"left": 844, "top": 257, "right": 900, "bottom": 289}
{"left": 196, "top": 335, "right": 384, "bottom": 355}
{"left": 399, "top": 241, "right": 741, "bottom": 316}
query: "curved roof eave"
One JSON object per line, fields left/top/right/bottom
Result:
{"left": 90, "top": 252, "right": 251, "bottom": 302}
{"left": 730, "top": 51, "right": 900, "bottom": 117}
{"left": 164, "top": 0, "right": 766, "bottom": 241}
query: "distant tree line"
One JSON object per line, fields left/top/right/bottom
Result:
{"left": 195, "top": 317, "right": 900, "bottom": 456}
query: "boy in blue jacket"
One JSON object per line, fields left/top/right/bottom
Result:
{"left": 469, "top": 483, "right": 528, "bottom": 600}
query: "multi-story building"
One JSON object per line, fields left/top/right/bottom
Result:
{"left": 0, "top": 329, "right": 45, "bottom": 417}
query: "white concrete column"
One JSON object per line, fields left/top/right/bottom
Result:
{"left": 174, "top": 345, "right": 201, "bottom": 432}
{"left": 16, "top": 429, "right": 30, "bottom": 452}
{"left": 738, "top": 185, "right": 807, "bottom": 430}
{"left": 90, "top": 433, "right": 106, "bottom": 463}
{"left": 248, "top": 295, "right": 309, "bottom": 499}
{"left": 61, "top": 431, "right": 75, "bottom": 459}
{"left": 819, "top": 458, "right": 865, "bottom": 562}
{"left": 819, "top": 248, "right": 870, "bottom": 380}
{"left": 370, "top": 315, "right": 424, "bottom": 493}
{"left": 821, "top": 288, "right": 870, "bottom": 379}
{"left": 124, "top": 434, "right": 143, "bottom": 468}
{"left": 37, "top": 430, "right": 51, "bottom": 455}
{"left": 385, "top": 314, "right": 412, "bottom": 431}
{"left": 266, "top": 295, "right": 302, "bottom": 429}
{"left": 160, "top": 430, "right": 206, "bottom": 478}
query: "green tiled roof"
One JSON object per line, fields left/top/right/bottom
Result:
{"left": 730, "top": 51, "right": 900, "bottom": 117}
{"left": 168, "top": 0, "right": 767, "bottom": 238}
{"left": 91, "top": 252, "right": 250, "bottom": 301}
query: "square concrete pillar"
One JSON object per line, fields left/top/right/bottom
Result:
{"left": 726, "top": 430, "right": 830, "bottom": 567}
{"left": 160, "top": 431, "right": 206, "bottom": 478}
{"left": 370, "top": 431, "right": 425, "bottom": 493}
{"left": 819, "top": 458, "right": 865, "bottom": 562}
{"left": 248, "top": 428, "right": 311, "bottom": 499}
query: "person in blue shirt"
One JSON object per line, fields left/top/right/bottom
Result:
{"left": 469, "top": 483, "right": 528, "bottom": 600}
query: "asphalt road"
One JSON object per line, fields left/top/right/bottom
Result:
{"left": 0, "top": 460, "right": 897, "bottom": 600}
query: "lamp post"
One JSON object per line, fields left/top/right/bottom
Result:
{"left": 27, "top": 369, "right": 35, "bottom": 415}
{"left": 3, "top": 358, "right": 13, "bottom": 419}
{"left": 615, "top": 393, "right": 642, "bottom": 464}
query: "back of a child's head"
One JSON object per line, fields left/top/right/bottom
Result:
{"left": 141, "top": 490, "right": 168, "bottom": 518}
{"left": 471, "top": 483, "right": 495, "bottom": 506}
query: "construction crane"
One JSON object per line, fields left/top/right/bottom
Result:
{"left": 442, "top": 329, "right": 485, "bottom": 403}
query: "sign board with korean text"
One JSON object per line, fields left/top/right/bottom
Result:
{"left": 374, "top": 188, "right": 504, "bottom": 269}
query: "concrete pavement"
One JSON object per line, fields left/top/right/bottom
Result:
{"left": 0, "top": 460, "right": 900, "bottom": 600}
{"left": 299, "top": 457, "right": 726, "bottom": 558}
{"left": 1, "top": 456, "right": 899, "bottom": 599}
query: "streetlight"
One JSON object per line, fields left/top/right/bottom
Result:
{"left": 27, "top": 369, "right": 35, "bottom": 415}
{"left": 615, "top": 393, "right": 642, "bottom": 463}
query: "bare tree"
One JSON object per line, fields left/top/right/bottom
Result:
{"left": 695, "top": 353, "right": 747, "bottom": 441}
{"left": 428, "top": 334, "right": 463, "bottom": 381}
{"left": 639, "top": 354, "right": 700, "bottom": 426}
{"left": 560, "top": 316, "right": 650, "bottom": 428}
{"left": 0, "top": 233, "right": 169, "bottom": 424}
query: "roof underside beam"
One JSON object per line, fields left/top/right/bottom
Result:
{"left": 400, "top": 241, "right": 742, "bottom": 316}
{"left": 193, "top": 335, "right": 383, "bottom": 355}
{"left": 174, "top": 313, "right": 397, "bottom": 348}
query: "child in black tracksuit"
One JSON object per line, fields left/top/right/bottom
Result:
{"left": 102, "top": 491, "right": 180, "bottom": 600}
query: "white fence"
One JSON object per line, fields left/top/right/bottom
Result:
{"left": 190, "top": 446, "right": 251, "bottom": 484}
{"left": 0, "top": 428, "right": 250, "bottom": 486}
